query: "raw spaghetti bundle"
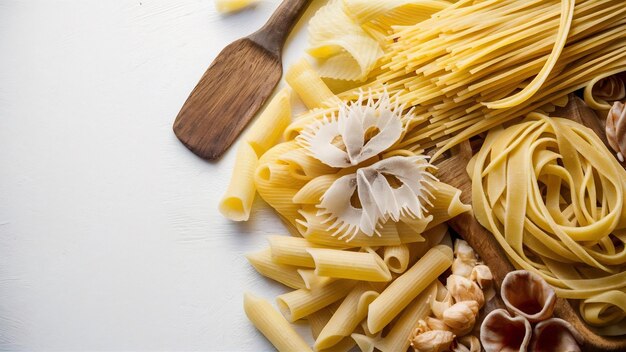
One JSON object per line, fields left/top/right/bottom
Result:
{"left": 289, "top": 0, "right": 626, "bottom": 160}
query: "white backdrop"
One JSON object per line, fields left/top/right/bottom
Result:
{"left": 0, "top": 0, "right": 327, "bottom": 350}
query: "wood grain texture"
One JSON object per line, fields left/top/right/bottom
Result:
{"left": 173, "top": 0, "right": 310, "bottom": 160}
{"left": 435, "top": 96, "right": 626, "bottom": 351}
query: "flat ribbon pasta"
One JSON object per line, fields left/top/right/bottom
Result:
{"left": 469, "top": 112, "right": 626, "bottom": 333}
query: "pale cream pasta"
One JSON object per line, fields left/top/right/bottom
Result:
{"left": 352, "top": 282, "right": 437, "bottom": 352}
{"left": 367, "top": 244, "right": 453, "bottom": 333}
{"left": 219, "top": 88, "right": 292, "bottom": 221}
{"left": 276, "top": 279, "right": 356, "bottom": 322}
{"left": 375, "top": 282, "right": 437, "bottom": 352}
{"left": 244, "top": 88, "right": 292, "bottom": 156}
{"left": 218, "top": 143, "right": 258, "bottom": 221}
{"left": 285, "top": 58, "right": 339, "bottom": 109}
{"left": 243, "top": 292, "right": 312, "bottom": 352}
{"left": 297, "top": 269, "right": 331, "bottom": 290}
{"left": 383, "top": 244, "right": 410, "bottom": 274}
{"left": 315, "top": 282, "right": 380, "bottom": 350}
{"left": 267, "top": 235, "right": 319, "bottom": 268}
{"left": 246, "top": 249, "right": 306, "bottom": 290}
{"left": 307, "top": 247, "right": 391, "bottom": 282}
{"left": 214, "top": 0, "right": 258, "bottom": 13}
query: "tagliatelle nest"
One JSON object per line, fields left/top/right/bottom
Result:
{"left": 297, "top": 89, "right": 410, "bottom": 167}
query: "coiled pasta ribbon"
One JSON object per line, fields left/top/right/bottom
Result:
{"left": 469, "top": 112, "right": 626, "bottom": 335}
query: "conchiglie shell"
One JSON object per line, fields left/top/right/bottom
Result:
{"left": 480, "top": 308, "right": 532, "bottom": 352}
{"left": 530, "top": 318, "right": 583, "bottom": 352}
{"left": 500, "top": 270, "right": 556, "bottom": 323}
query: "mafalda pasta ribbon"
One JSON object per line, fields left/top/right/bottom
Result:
{"left": 469, "top": 112, "right": 626, "bottom": 334}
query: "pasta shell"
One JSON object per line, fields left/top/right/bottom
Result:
{"left": 500, "top": 270, "right": 556, "bottom": 323}
{"left": 593, "top": 75, "right": 626, "bottom": 102}
{"left": 480, "top": 309, "right": 532, "bottom": 352}
{"left": 606, "top": 101, "right": 626, "bottom": 162}
{"left": 530, "top": 318, "right": 583, "bottom": 352}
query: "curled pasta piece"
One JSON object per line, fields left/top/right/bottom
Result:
{"left": 308, "top": 0, "right": 383, "bottom": 81}
{"left": 484, "top": 0, "right": 575, "bottom": 109}
{"left": 583, "top": 70, "right": 626, "bottom": 111}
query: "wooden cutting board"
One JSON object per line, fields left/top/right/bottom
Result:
{"left": 435, "top": 95, "right": 626, "bottom": 351}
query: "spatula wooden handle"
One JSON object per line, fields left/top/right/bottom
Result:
{"left": 249, "top": 0, "right": 311, "bottom": 55}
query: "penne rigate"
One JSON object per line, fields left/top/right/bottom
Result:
{"left": 307, "top": 247, "right": 392, "bottom": 282}
{"left": 243, "top": 292, "right": 312, "bottom": 352}
{"left": 367, "top": 245, "right": 453, "bottom": 333}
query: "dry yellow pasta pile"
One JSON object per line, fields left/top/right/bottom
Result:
{"left": 245, "top": 230, "right": 453, "bottom": 352}
{"left": 470, "top": 112, "right": 626, "bottom": 335}
{"left": 220, "top": 59, "right": 476, "bottom": 351}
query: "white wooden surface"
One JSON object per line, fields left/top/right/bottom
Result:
{"left": 0, "top": 0, "right": 327, "bottom": 350}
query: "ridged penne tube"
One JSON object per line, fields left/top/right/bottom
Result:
{"left": 319, "top": 337, "right": 356, "bottom": 352}
{"left": 307, "top": 302, "right": 359, "bottom": 352}
{"left": 268, "top": 235, "right": 318, "bottom": 268}
{"left": 307, "top": 248, "right": 392, "bottom": 282}
{"left": 297, "top": 269, "right": 331, "bottom": 290}
{"left": 367, "top": 245, "right": 453, "bottom": 333}
{"left": 243, "top": 292, "right": 313, "bottom": 352}
{"left": 424, "top": 181, "right": 471, "bottom": 229}
{"left": 285, "top": 58, "right": 339, "bottom": 109}
{"left": 351, "top": 333, "right": 377, "bottom": 352}
{"left": 383, "top": 244, "right": 410, "bottom": 274}
{"left": 279, "top": 147, "right": 337, "bottom": 180}
{"left": 308, "top": 305, "right": 336, "bottom": 340}
{"left": 246, "top": 249, "right": 306, "bottom": 290}
{"left": 215, "top": 0, "right": 258, "bottom": 13}
{"left": 255, "top": 164, "right": 304, "bottom": 228}
{"left": 218, "top": 142, "right": 258, "bottom": 221}
{"left": 283, "top": 106, "right": 338, "bottom": 141}
{"left": 244, "top": 87, "right": 292, "bottom": 155}
{"left": 292, "top": 174, "right": 341, "bottom": 204}
{"left": 219, "top": 88, "right": 292, "bottom": 221}
{"left": 276, "top": 279, "right": 357, "bottom": 322}
{"left": 308, "top": 305, "right": 358, "bottom": 352}
{"left": 315, "top": 282, "right": 380, "bottom": 350}
{"left": 375, "top": 282, "right": 437, "bottom": 352}
{"left": 408, "top": 224, "right": 450, "bottom": 262}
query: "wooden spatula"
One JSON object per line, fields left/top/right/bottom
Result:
{"left": 173, "top": 0, "right": 311, "bottom": 160}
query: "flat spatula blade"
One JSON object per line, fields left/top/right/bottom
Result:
{"left": 173, "top": 38, "right": 282, "bottom": 160}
